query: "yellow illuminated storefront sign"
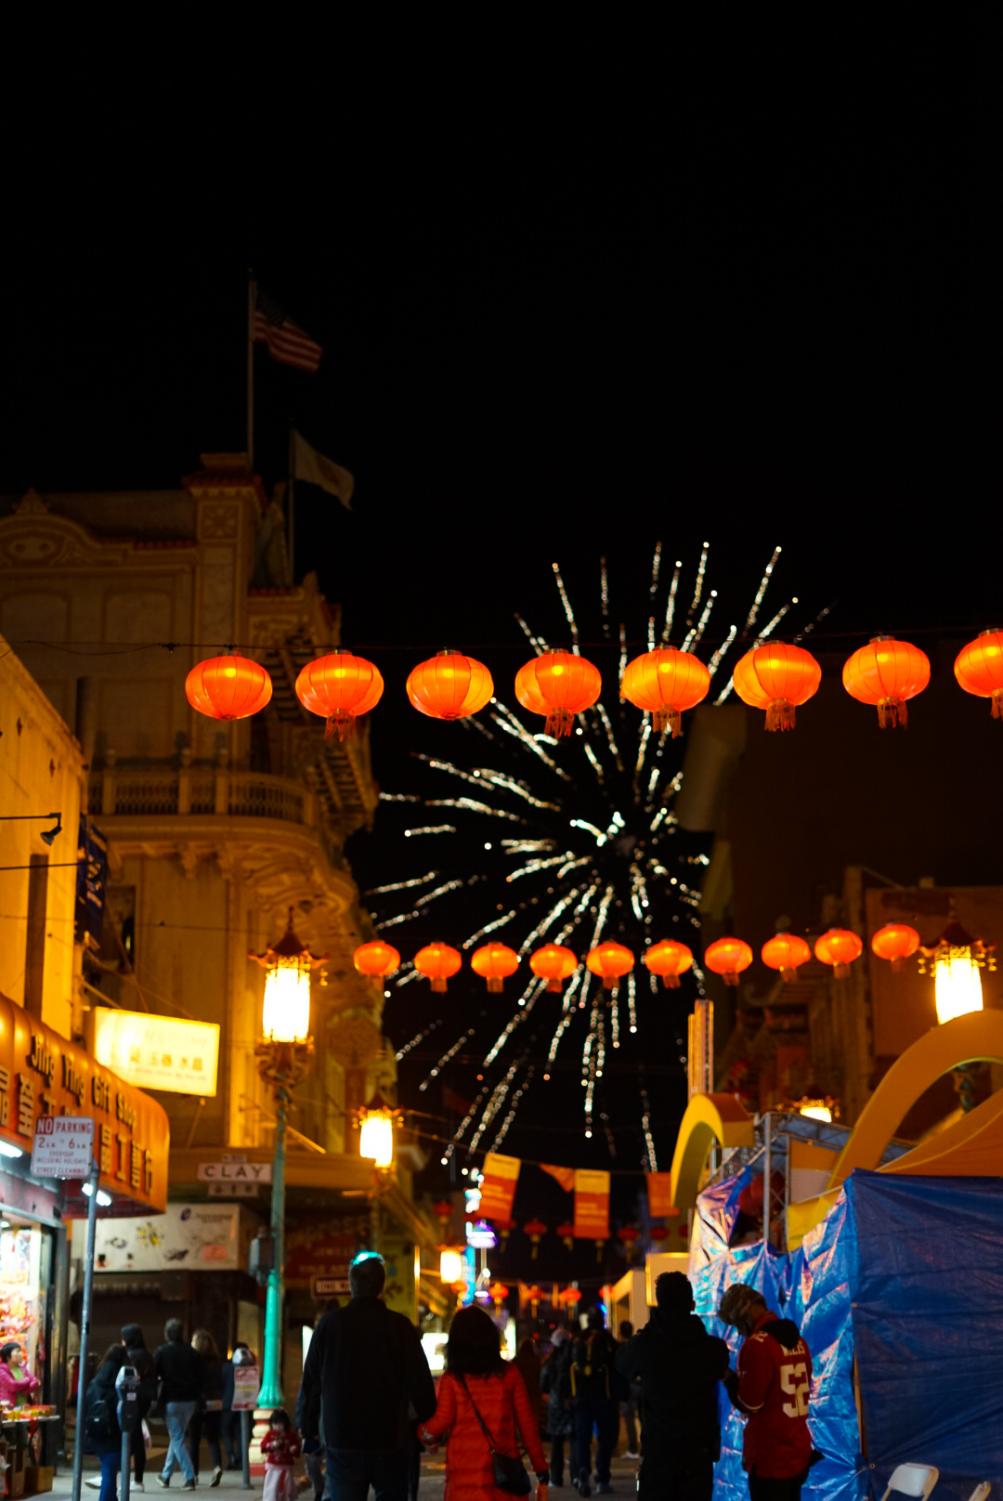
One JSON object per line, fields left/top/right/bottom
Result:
{"left": 92, "top": 1008, "right": 220, "bottom": 1097}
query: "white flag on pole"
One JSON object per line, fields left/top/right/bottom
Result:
{"left": 291, "top": 431, "right": 355, "bottom": 510}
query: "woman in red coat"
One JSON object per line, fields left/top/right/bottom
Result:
{"left": 421, "top": 1305, "right": 548, "bottom": 1501}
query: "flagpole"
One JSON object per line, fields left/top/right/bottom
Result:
{"left": 287, "top": 426, "right": 296, "bottom": 583}
{"left": 247, "top": 271, "right": 256, "bottom": 472}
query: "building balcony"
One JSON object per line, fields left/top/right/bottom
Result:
{"left": 90, "top": 760, "right": 319, "bottom": 826}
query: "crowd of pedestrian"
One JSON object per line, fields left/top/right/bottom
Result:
{"left": 79, "top": 1260, "right": 815, "bottom": 1501}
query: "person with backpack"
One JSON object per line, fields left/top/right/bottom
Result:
{"left": 419, "top": 1304, "right": 548, "bottom": 1500}
{"left": 569, "top": 1310, "right": 618, "bottom": 1497}
{"left": 122, "top": 1324, "right": 157, "bottom": 1491}
{"left": 84, "top": 1345, "right": 125, "bottom": 1501}
{"left": 539, "top": 1328, "right": 576, "bottom": 1488}
{"left": 618, "top": 1272, "right": 729, "bottom": 1501}
{"left": 718, "top": 1284, "right": 815, "bottom": 1501}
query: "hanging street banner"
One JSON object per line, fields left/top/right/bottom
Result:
{"left": 540, "top": 1163, "right": 575, "bottom": 1192}
{"left": 573, "top": 1169, "right": 611, "bottom": 1239}
{"left": 478, "top": 1152, "right": 522, "bottom": 1226}
{"left": 31, "top": 1116, "right": 95, "bottom": 1179}
{"left": 646, "top": 1172, "right": 674, "bottom": 1220}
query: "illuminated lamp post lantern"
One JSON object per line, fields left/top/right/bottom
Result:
{"left": 842, "top": 637, "right": 930, "bottom": 728}
{"left": 515, "top": 649, "right": 602, "bottom": 738}
{"left": 796, "top": 1097, "right": 836, "bottom": 1123}
{"left": 414, "top": 942, "right": 463, "bottom": 993}
{"left": 642, "top": 939, "right": 694, "bottom": 990}
{"left": 530, "top": 944, "right": 578, "bottom": 993}
{"left": 249, "top": 911, "right": 325, "bottom": 1406}
{"left": 621, "top": 646, "right": 710, "bottom": 737}
{"left": 813, "top": 929, "right": 864, "bottom": 980}
{"left": 353, "top": 939, "right": 401, "bottom": 982}
{"left": 733, "top": 641, "right": 821, "bottom": 732}
{"left": 761, "top": 933, "right": 812, "bottom": 984}
{"left": 556, "top": 1221, "right": 575, "bottom": 1251}
{"left": 439, "top": 1246, "right": 465, "bottom": 1285}
{"left": 954, "top": 629, "right": 1003, "bottom": 720}
{"left": 919, "top": 921, "right": 996, "bottom": 1027}
{"left": 523, "top": 1218, "right": 548, "bottom": 1261}
{"left": 871, "top": 922, "right": 921, "bottom": 973}
{"left": 406, "top": 650, "right": 494, "bottom": 720}
{"left": 471, "top": 942, "right": 520, "bottom": 993}
{"left": 358, "top": 1094, "right": 399, "bottom": 1172}
{"left": 586, "top": 942, "right": 635, "bottom": 993}
{"left": 703, "top": 937, "right": 753, "bottom": 988}
{"left": 186, "top": 653, "right": 273, "bottom": 721}
{"left": 295, "top": 649, "right": 384, "bottom": 741}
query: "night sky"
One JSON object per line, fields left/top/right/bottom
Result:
{"left": 2, "top": 69, "right": 988, "bottom": 1225}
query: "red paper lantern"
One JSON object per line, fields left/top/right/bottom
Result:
{"left": 642, "top": 939, "right": 694, "bottom": 989}
{"left": 954, "top": 629, "right": 1003, "bottom": 720}
{"left": 295, "top": 650, "right": 384, "bottom": 740}
{"left": 761, "top": 932, "right": 812, "bottom": 983}
{"left": 556, "top": 1221, "right": 575, "bottom": 1251}
{"left": 490, "top": 1282, "right": 510, "bottom": 1308}
{"left": 842, "top": 637, "right": 930, "bottom": 728}
{"left": 352, "top": 939, "right": 401, "bottom": 980}
{"left": 562, "top": 1286, "right": 583, "bottom": 1309}
{"left": 649, "top": 1221, "right": 668, "bottom": 1245}
{"left": 414, "top": 942, "right": 462, "bottom": 993}
{"left": 620, "top": 647, "right": 710, "bottom": 737}
{"left": 515, "top": 650, "right": 602, "bottom": 737}
{"left": 586, "top": 941, "right": 635, "bottom": 992}
{"left": 871, "top": 922, "right": 921, "bottom": 972}
{"left": 185, "top": 654, "right": 272, "bottom": 721}
{"left": 471, "top": 942, "right": 520, "bottom": 993}
{"left": 617, "top": 1226, "right": 640, "bottom": 1262}
{"left": 813, "top": 928, "right": 863, "bottom": 979}
{"left": 523, "top": 1218, "right": 548, "bottom": 1260}
{"left": 704, "top": 937, "right": 753, "bottom": 987}
{"left": 406, "top": 650, "right": 494, "bottom": 721}
{"left": 733, "top": 642, "right": 821, "bottom": 732}
{"left": 529, "top": 944, "right": 578, "bottom": 993}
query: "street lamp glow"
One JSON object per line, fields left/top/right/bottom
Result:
{"left": 798, "top": 1102, "right": 833, "bottom": 1123}
{"left": 360, "top": 1108, "right": 395, "bottom": 1169}
{"left": 261, "top": 961, "right": 312, "bottom": 1043}
{"left": 439, "top": 1247, "right": 464, "bottom": 1284}
{"left": 934, "top": 947, "right": 984, "bottom": 1025}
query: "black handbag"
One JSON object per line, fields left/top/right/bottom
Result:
{"left": 459, "top": 1376, "right": 532, "bottom": 1496}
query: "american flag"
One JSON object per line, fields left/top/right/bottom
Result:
{"left": 251, "top": 288, "right": 323, "bottom": 373}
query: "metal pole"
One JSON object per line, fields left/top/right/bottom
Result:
{"left": 71, "top": 1161, "right": 99, "bottom": 1501}
{"left": 120, "top": 1421, "right": 131, "bottom": 1501}
{"left": 247, "top": 273, "right": 256, "bottom": 472}
{"left": 258, "top": 1074, "right": 287, "bottom": 1408}
{"left": 762, "top": 1113, "right": 772, "bottom": 1249}
{"left": 240, "top": 1411, "right": 252, "bottom": 1491}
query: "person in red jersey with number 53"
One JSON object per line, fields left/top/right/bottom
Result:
{"left": 718, "top": 1285, "right": 816, "bottom": 1501}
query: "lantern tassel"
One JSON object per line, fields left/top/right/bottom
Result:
{"left": 664, "top": 974, "right": 680, "bottom": 990}
{"left": 722, "top": 973, "right": 740, "bottom": 987}
{"left": 544, "top": 708, "right": 575, "bottom": 738}
{"left": 766, "top": 700, "right": 796, "bottom": 732}
{"left": 834, "top": 962, "right": 850, "bottom": 980}
{"left": 877, "top": 700, "right": 907, "bottom": 729}
{"left": 324, "top": 712, "right": 355, "bottom": 742}
{"left": 992, "top": 691, "right": 1002, "bottom": 720}
{"left": 430, "top": 977, "right": 447, "bottom": 994}
{"left": 547, "top": 979, "right": 562, "bottom": 994}
{"left": 487, "top": 977, "right": 503, "bottom": 994}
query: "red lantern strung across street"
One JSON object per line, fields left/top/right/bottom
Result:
{"left": 515, "top": 650, "right": 602, "bottom": 737}
{"left": 556, "top": 1221, "right": 576, "bottom": 1251}
{"left": 704, "top": 937, "right": 754, "bottom": 987}
{"left": 524, "top": 1284, "right": 544, "bottom": 1316}
{"left": 353, "top": 939, "right": 401, "bottom": 980}
{"left": 414, "top": 942, "right": 462, "bottom": 993}
{"left": 761, "top": 933, "right": 812, "bottom": 983}
{"left": 871, "top": 922, "right": 921, "bottom": 972}
{"left": 490, "top": 1281, "right": 510, "bottom": 1311}
{"left": 586, "top": 941, "right": 635, "bottom": 993}
{"left": 530, "top": 944, "right": 578, "bottom": 993}
{"left": 954, "top": 629, "right": 1003, "bottom": 720}
{"left": 433, "top": 1199, "right": 453, "bottom": 1238}
{"left": 842, "top": 637, "right": 930, "bottom": 728}
{"left": 617, "top": 1225, "right": 641, "bottom": 1263}
{"left": 733, "top": 642, "right": 821, "bottom": 732}
{"left": 642, "top": 939, "right": 694, "bottom": 989}
{"left": 186, "top": 654, "right": 273, "bottom": 721}
{"left": 649, "top": 1221, "right": 669, "bottom": 1246}
{"left": 814, "top": 928, "right": 863, "bottom": 979}
{"left": 561, "top": 1285, "right": 583, "bottom": 1313}
{"left": 621, "top": 646, "right": 711, "bottom": 737}
{"left": 406, "top": 650, "right": 494, "bottom": 721}
{"left": 523, "top": 1218, "right": 548, "bottom": 1261}
{"left": 295, "top": 650, "right": 384, "bottom": 741}
{"left": 471, "top": 942, "right": 520, "bottom": 993}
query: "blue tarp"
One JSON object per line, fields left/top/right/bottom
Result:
{"left": 688, "top": 1167, "right": 1003, "bottom": 1501}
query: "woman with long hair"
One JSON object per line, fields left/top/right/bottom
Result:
{"left": 421, "top": 1305, "right": 547, "bottom": 1501}
{"left": 187, "top": 1329, "right": 224, "bottom": 1486}
{"left": 83, "top": 1345, "right": 125, "bottom": 1501}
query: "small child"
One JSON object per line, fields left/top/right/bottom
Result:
{"left": 261, "top": 1409, "right": 301, "bottom": 1501}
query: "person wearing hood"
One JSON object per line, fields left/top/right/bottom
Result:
{"left": 717, "top": 1283, "right": 814, "bottom": 1501}
{"left": 539, "top": 1326, "right": 576, "bottom": 1487}
{"left": 617, "top": 1273, "right": 729, "bottom": 1501}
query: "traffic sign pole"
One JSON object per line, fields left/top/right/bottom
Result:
{"left": 70, "top": 1159, "right": 99, "bottom": 1501}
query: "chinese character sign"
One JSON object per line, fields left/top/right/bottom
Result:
{"left": 92, "top": 1009, "right": 220, "bottom": 1097}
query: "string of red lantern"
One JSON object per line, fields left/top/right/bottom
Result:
{"left": 184, "top": 630, "right": 1002, "bottom": 734}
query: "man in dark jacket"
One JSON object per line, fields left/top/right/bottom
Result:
{"left": 298, "top": 1252, "right": 435, "bottom": 1501}
{"left": 153, "top": 1318, "right": 203, "bottom": 1489}
{"left": 618, "top": 1272, "right": 729, "bottom": 1501}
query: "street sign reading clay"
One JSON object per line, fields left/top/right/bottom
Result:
{"left": 31, "top": 1116, "right": 95, "bottom": 1179}
{"left": 196, "top": 1160, "right": 272, "bottom": 1183}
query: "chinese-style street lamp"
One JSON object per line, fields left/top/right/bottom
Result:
{"left": 439, "top": 1247, "right": 465, "bottom": 1284}
{"left": 358, "top": 1095, "right": 399, "bottom": 1171}
{"left": 249, "top": 910, "right": 326, "bottom": 1407}
{"left": 919, "top": 916, "right": 997, "bottom": 1112}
